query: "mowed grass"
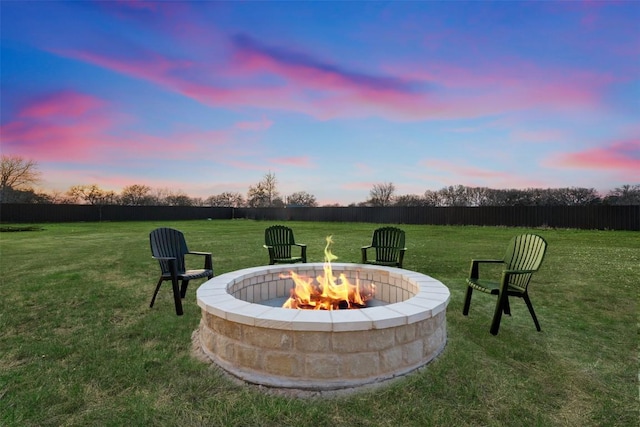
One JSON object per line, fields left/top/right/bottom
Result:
{"left": 0, "top": 220, "right": 637, "bottom": 426}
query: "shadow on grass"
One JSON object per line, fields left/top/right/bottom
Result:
{"left": 0, "top": 226, "right": 44, "bottom": 232}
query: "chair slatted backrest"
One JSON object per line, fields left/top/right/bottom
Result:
{"left": 265, "top": 225, "right": 296, "bottom": 260}
{"left": 372, "top": 227, "right": 405, "bottom": 263}
{"left": 150, "top": 228, "right": 189, "bottom": 275}
{"left": 503, "top": 234, "right": 547, "bottom": 291}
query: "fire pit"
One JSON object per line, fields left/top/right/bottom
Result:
{"left": 195, "top": 262, "right": 449, "bottom": 394}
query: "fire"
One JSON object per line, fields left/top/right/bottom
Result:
{"left": 281, "top": 236, "right": 376, "bottom": 310}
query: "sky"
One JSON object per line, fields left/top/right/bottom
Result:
{"left": 1, "top": 1, "right": 639, "bottom": 206}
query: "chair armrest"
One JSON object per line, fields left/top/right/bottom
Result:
{"left": 299, "top": 244, "right": 307, "bottom": 262}
{"left": 153, "top": 256, "right": 176, "bottom": 261}
{"left": 294, "top": 243, "right": 306, "bottom": 248}
{"left": 469, "top": 259, "right": 504, "bottom": 279}
{"left": 503, "top": 269, "right": 536, "bottom": 275}
{"left": 361, "top": 246, "right": 372, "bottom": 263}
{"left": 398, "top": 248, "right": 407, "bottom": 268}
{"left": 187, "top": 251, "right": 213, "bottom": 271}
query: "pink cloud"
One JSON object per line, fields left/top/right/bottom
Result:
{"left": 509, "top": 129, "right": 566, "bottom": 143}
{"left": 268, "top": 156, "right": 314, "bottom": 168}
{"left": 231, "top": 34, "right": 421, "bottom": 94}
{"left": 18, "top": 91, "right": 106, "bottom": 120}
{"left": 342, "top": 181, "right": 376, "bottom": 191}
{"left": 234, "top": 118, "right": 274, "bottom": 131}
{"left": 420, "top": 159, "right": 549, "bottom": 189}
{"left": 50, "top": 30, "right": 615, "bottom": 123}
{"left": 225, "top": 160, "right": 271, "bottom": 171}
{"left": 548, "top": 139, "right": 640, "bottom": 173}
{"left": 1, "top": 91, "right": 116, "bottom": 161}
{"left": 1, "top": 90, "right": 238, "bottom": 165}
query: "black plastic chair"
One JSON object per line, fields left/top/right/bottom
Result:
{"left": 149, "top": 227, "right": 213, "bottom": 315}
{"left": 361, "top": 227, "right": 406, "bottom": 268}
{"left": 263, "top": 225, "right": 307, "bottom": 265}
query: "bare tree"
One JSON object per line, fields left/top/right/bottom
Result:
{"left": 67, "top": 184, "right": 117, "bottom": 205}
{"left": 247, "top": 171, "right": 279, "bottom": 207}
{"left": 423, "top": 189, "right": 443, "bottom": 206}
{"left": 394, "top": 194, "right": 425, "bottom": 207}
{"left": 164, "top": 190, "right": 193, "bottom": 206}
{"left": 286, "top": 191, "right": 317, "bottom": 207}
{"left": 1, "top": 155, "right": 41, "bottom": 190}
{"left": 206, "top": 192, "right": 245, "bottom": 207}
{"left": 148, "top": 187, "right": 171, "bottom": 205}
{"left": 604, "top": 184, "right": 640, "bottom": 205}
{"left": 368, "top": 182, "right": 396, "bottom": 206}
{"left": 120, "top": 184, "right": 152, "bottom": 206}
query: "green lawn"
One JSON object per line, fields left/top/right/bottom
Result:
{"left": 1, "top": 220, "right": 637, "bottom": 426}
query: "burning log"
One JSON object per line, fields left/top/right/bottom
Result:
{"left": 281, "top": 236, "right": 376, "bottom": 310}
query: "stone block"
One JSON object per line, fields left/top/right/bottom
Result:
{"left": 403, "top": 340, "right": 424, "bottom": 366}
{"left": 332, "top": 329, "right": 395, "bottom": 353}
{"left": 293, "top": 331, "right": 331, "bottom": 352}
{"left": 379, "top": 346, "right": 403, "bottom": 373}
{"left": 341, "top": 352, "right": 380, "bottom": 379}
{"left": 305, "top": 353, "right": 342, "bottom": 379}
{"left": 235, "top": 343, "right": 262, "bottom": 370}
{"left": 243, "top": 326, "right": 293, "bottom": 350}
{"left": 394, "top": 322, "right": 417, "bottom": 344}
{"left": 263, "top": 351, "right": 304, "bottom": 377}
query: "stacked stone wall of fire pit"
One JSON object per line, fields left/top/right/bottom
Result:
{"left": 196, "top": 263, "right": 450, "bottom": 392}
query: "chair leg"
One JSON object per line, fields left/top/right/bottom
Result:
{"left": 490, "top": 292, "right": 509, "bottom": 335}
{"left": 180, "top": 280, "right": 190, "bottom": 299}
{"left": 523, "top": 294, "right": 541, "bottom": 331}
{"left": 171, "top": 276, "right": 184, "bottom": 316}
{"left": 150, "top": 278, "right": 164, "bottom": 308}
{"left": 462, "top": 286, "right": 473, "bottom": 315}
{"left": 503, "top": 297, "right": 511, "bottom": 316}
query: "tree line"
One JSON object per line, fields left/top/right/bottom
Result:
{"left": 1, "top": 155, "right": 639, "bottom": 207}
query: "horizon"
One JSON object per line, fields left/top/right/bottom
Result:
{"left": 1, "top": 2, "right": 638, "bottom": 205}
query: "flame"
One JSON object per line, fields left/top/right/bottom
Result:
{"left": 281, "top": 236, "right": 376, "bottom": 310}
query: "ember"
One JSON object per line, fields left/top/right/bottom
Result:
{"left": 281, "top": 236, "right": 375, "bottom": 310}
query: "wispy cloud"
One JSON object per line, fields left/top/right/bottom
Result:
{"left": 234, "top": 118, "right": 274, "bottom": 131}
{"left": 1, "top": 91, "right": 116, "bottom": 161}
{"left": 547, "top": 139, "right": 640, "bottom": 175}
{"left": 268, "top": 156, "right": 314, "bottom": 168}
{"left": 1, "top": 90, "right": 237, "bottom": 164}
{"left": 420, "top": 159, "right": 548, "bottom": 189}
{"left": 50, "top": 29, "right": 612, "bottom": 124}
{"left": 231, "top": 33, "right": 425, "bottom": 94}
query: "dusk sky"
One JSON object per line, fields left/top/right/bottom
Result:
{"left": 1, "top": 1, "right": 638, "bottom": 205}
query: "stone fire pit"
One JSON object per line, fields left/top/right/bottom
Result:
{"left": 195, "top": 263, "right": 449, "bottom": 394}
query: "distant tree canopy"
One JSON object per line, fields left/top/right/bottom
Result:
{"left": 206, "top": 192, "right": 245, "bottom": 208}
{"left": 286, "top": 191, "right": 317, "bottom": 207}
{"left": 120, "top": 184, "right": 152, "bottom": 206}
{"left": 67, "top": 184, "right": 117, "bottom": 205}
{"left": 0, "top": 158, "right": 638, "bottom": 207}
{"left": 603, "top": 184, "right": 640, "bottom": 205}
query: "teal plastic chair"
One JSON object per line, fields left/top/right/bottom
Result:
{"left": 462, "top": 234, "right": 547, "bottom": 335}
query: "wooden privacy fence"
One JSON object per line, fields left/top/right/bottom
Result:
{"left": 1, "top": 204, "right": 638, "bottom": 231}
{"left": 0, "top": 204, "right": 232, "bottom": 223}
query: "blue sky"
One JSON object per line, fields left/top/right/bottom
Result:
{"left": 1, "top": 1, "right": 638, "bottom": 205}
